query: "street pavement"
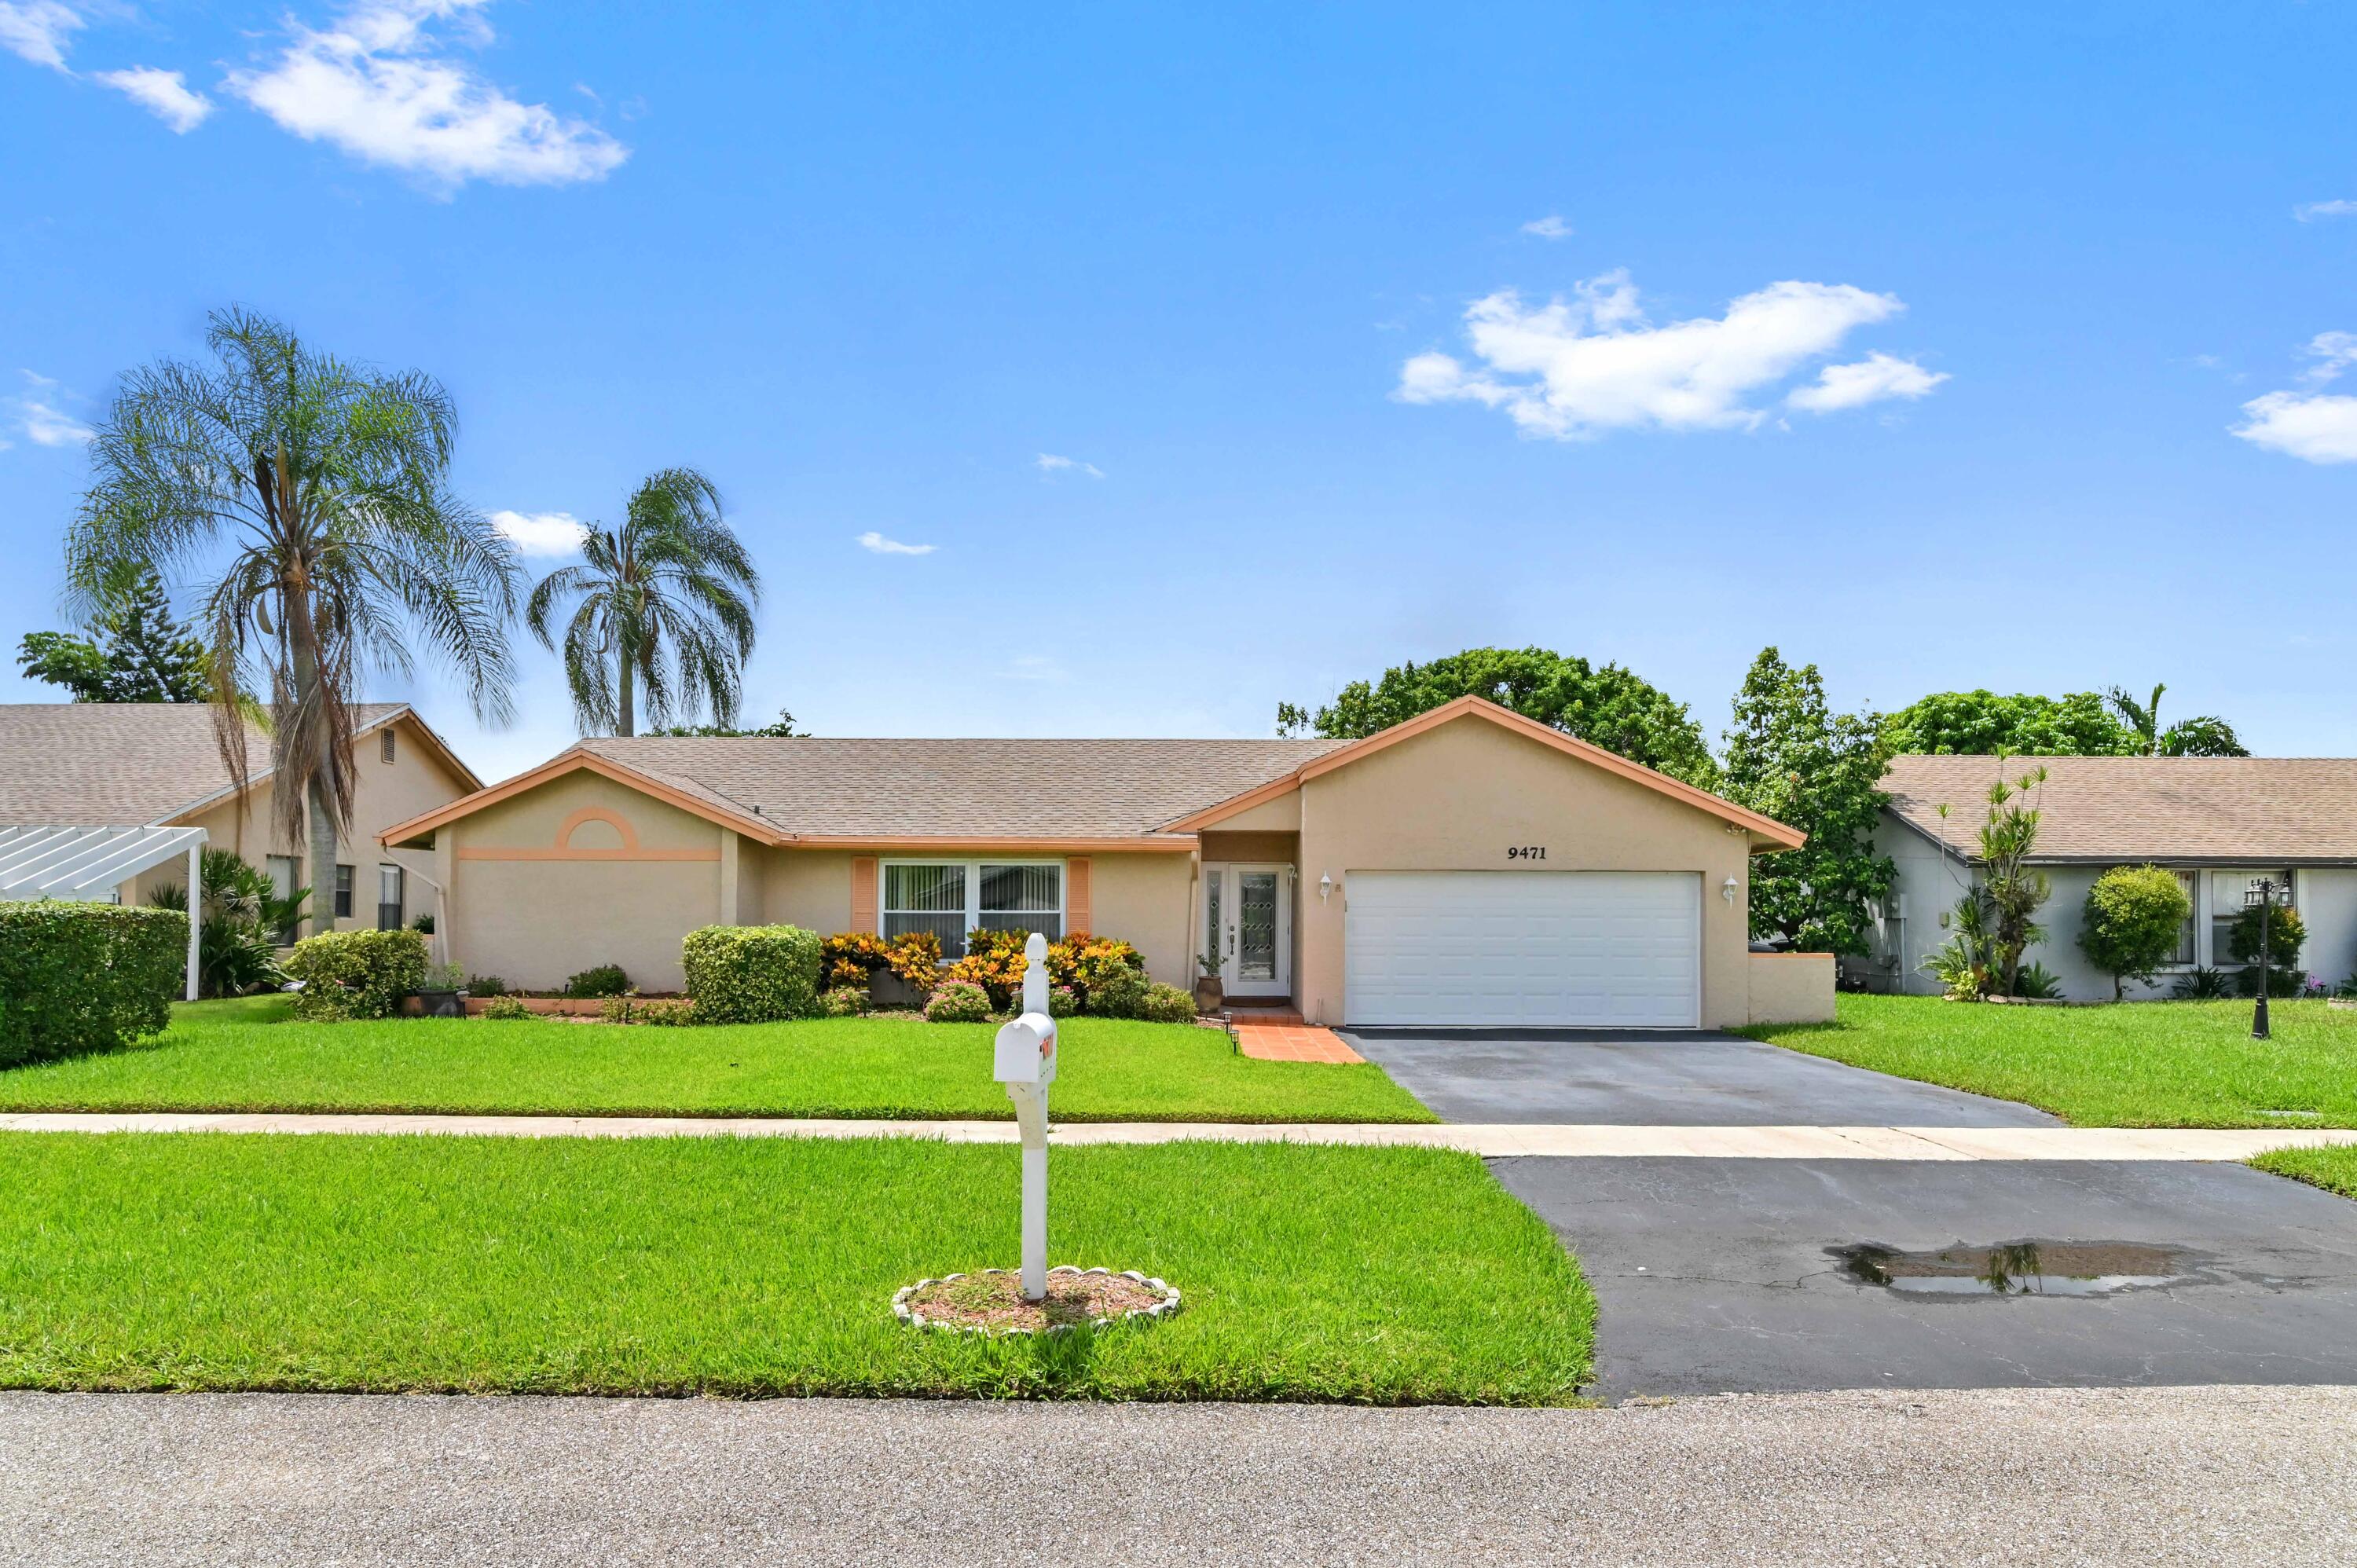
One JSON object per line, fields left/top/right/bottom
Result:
{"left": 5, "top": 1385, "right": 2355, "bottom": 1566}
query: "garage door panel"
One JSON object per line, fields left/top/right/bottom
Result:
{"left": 1343, "top": 871, "right": 1700, "bottom": 1028}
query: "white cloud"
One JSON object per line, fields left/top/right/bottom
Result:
{"left": 1521, "top": 214, "right": 1572, "bottom": 240}
{"left": 12, "top": 372, "right": 92, "bottom": 445}
{"left": 1036, "top": 452, "right": 1104, "bottom": 478}
{"left": 856, "top": 530, "right": 935, "bottom": 556}
{"left": 0, "top": 1, "right": 79, "bottom": 71}
{"left": 94, "top": 67, "right": 214, "bottom": 132}
{"left": 1788, "top": 351, "right": 1948, "bottom": 412}
{"left": 1398, "top": 269, "right": 1935, "bottom": 438}
{"left": 999, "top": 654, "right": 1066, "bottom": 682}
{"left": 226, "top": 0, "right": 629, "bottom": 191}
{"left": 489, "top": 508, "right": 587, "bottom": 555}
{"left": 2231, "top": 332, "right": 2357, "bottom": 464}
{"left": 2294, "top": 200, "right": 2357, "bottom": 222}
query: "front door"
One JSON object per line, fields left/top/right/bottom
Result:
{"left": 1204, "top": 863, "right": 1291, "bottom": 998}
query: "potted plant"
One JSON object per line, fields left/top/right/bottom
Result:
{"left": 1193, "top": 952, "right": 1224, "bottom": 1014}
{"left": 412, "top": 961, "right": 468, "bottom": 1019}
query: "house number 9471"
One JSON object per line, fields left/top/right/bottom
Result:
{"left": 1506, "top": 845, "right": 1547, "bottom": 860}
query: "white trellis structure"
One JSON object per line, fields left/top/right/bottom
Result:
{"left": 0, "top": 825, "right": 209, "bottom": 1002}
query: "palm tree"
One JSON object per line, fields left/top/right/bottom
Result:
{"left": 525, "top": 468, "right": 761, "bottom": 737}
{"left": 65, "top": 306, "right": 519, "bottom": 936}
{"left": 2106, "top": 683, "right": 2249, "bottom": 757}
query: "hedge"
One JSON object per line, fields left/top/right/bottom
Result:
{"left": 0, "top": 901, "right": 187, "bottom": 1068}
{"left": 682, "top": 925, "right": 823, "bottom": 1024}
{"left": 282, "top": 929, "right": 428, "bottom": 1021}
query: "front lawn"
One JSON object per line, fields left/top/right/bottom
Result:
{"left": 0, "top": 1133, "right": 1588, "bottom": 1403}
{"left": 2251, "top": 1144, "right": 2357, "bottom": 1200}
{"left": 0, "top": 998, "right": 1433, "bottom": 1123}
{"left": 1743, "top": 993, "right": 2357, "bottom": 1127}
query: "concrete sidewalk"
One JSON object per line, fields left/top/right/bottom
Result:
{"left": 3, "top": 1109, "right": 2354, "bottom": 1160}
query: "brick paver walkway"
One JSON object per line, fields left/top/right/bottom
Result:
{"left": 1226, "top": 1012, "right": 1365, "bottom": 1064}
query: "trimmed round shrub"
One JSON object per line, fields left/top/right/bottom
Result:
{"left": 1136, "top": 982, "right": 1198, "bottom": 1024}
{"left": 821, "top": 984, "right": 868, "bottom": 1018}
{"left": 1087, "top": 967, "right": 1150, "bottom": 1019}
{"left": 479, "top": 996, "right": 533, "bottom": 1020}
{"left": 923, "top": 980, "right": 992, "bottom": 1024}
{"left": 2077, "top": 864, "right": 2193, "bottom": 1000}
{"left": 2227, "top": 900, "right": 2305, "bottom": 971}
{"left": 563, "top": 963, "right": 632, "bottom": 999}
{"left": 0, "top": 902, "right": 186, "bottom": 1067}
{"left": 283, "top": 928, "right": 427, "bottom": 1021}
{"left": 1047, "top": 984, "right": 1080, "bottom": 1018}
{"left": 681, "top": 925, "right": 823, "bottom": 1024}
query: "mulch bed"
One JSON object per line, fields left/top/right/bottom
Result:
{"left": 894, "top": 1266, "right": 1180, "bottom": 1335}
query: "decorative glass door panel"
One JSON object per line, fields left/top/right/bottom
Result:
{"left": 1204, "top": 863, "right": 1290, "bottom": 998}
{"left": 1237, "top": 872, "right": 1278, "bottom": 982}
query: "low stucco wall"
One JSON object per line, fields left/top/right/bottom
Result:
{"left": 1747, "top": 952, "right": 1836, "bottom": 1025}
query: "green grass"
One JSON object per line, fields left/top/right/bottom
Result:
{"left": 0, "top": 1132, "right": 1589, "bottom": 1403}
{"left": 2251, "top": 1144, "right": 2357, "bottom": 1199}
{"left": 0, "top": 997, "right": 1432, "bottom": 1123}
{"left": 1742, "top": 993, "right": 2357, "bottom": 1127}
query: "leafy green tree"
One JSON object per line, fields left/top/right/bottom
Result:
{"left": 526, "top": 468, "right": 761, "bottom": 737}
{"left": 1925, "top": 766, "right": 2051, "bottom": 998}
{"left": 1277, "top": 646, "right": 1721, "bottom": 786}
{"left": 64, "top": 307, "right": 519, "bottom": 936}
{"left": 651, "top": 706, "right": 802, "bottom": 738}
{"left": 16, "top": 566, "right": 211, "bottom": 702}
{"left": 2077, "top": 864, "right": 2192, "bottom": 1000}
{"left": 1885, "top": 690, "right": 2135, "bottom": 756}
{"left": 2106, "top": 683, "right": 2248, "bottom": 757}
{"left": 2227, "top": 899, "right": 2306, "bottom": 996}
{"left": 1721, "top": 648, "right": 1894, "bottom": 954}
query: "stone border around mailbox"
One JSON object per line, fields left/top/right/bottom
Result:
{"left": 892, "top": 1266, "right": 1181, "bottom": 1336}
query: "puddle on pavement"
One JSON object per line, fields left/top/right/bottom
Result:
{"left": 1836, "top": 1240, "right": 2193, "bottom": 1297}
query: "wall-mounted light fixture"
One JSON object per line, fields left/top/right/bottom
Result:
{"left": 1318, "top": 873, "right": 1334, "bottom": 903}
{"left": 1721, "top": 876, "right": 1740, "bottom": 904}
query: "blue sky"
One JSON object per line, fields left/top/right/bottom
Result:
{"left": 3, "top": 1, "right": 2352, "bottom": 782}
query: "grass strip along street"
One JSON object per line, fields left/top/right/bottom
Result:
{"left": 0, "top": 1133, "right": 1588, "bottom": 1404}
{"left": 0, "top": 998, "right": 1433, "bottom": 1124}
{"left": 1743, "top": 995, "right": 2357, "bottom": 1129}
{"left": 2251, "top": 1144, "right": 2357, "bottom": 1200}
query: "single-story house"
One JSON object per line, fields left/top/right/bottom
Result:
{"left": 0, "top": 702, "right": 481, "bottom": 938}
{"left": 1854, "top": 754, "right": 2357, "bottom": 1000}
{"left": 379, "top": 695, "right": 1829, "bottom": 1028}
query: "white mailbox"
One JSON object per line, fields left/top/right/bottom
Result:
{"left": 992, "top": 932, "right": 1058, "bottom": 1301}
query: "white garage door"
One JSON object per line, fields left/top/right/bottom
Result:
{"left": 1343, "top": 871, "right": 1701, "bottom": 1028}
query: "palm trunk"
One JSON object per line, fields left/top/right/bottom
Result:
{"left": 284, "top": 569, "right": 339, "bottom": 940}
{"left": 308, "top": 772, "right": 339, "bottom": 938}
{"left": 617, "top": 654, "right": 635, "bottom": 738}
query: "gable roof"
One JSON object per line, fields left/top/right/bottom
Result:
{"left": 381, "top": 735, "right": 1348, "bottom": 848}
{"left": 0, "top": 702, "right": 477, "bottom": 827}
{"left": 1880, "top": 753, "right": 2357, "bottom": 864}
{"left": 1165, "top": 696, "right": 1808, "bottom": 851}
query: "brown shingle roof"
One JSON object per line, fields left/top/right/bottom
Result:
{"left": 577, "top": 735, "right": 1349, "bottom": 840}
{"left": 1881, "top": 754, "right": 2357, "bottom": 864}
{"left": 0, "top": 702, "right": 413, "bottom": 826}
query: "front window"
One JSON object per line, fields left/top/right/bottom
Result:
{"left": 2209, "top": 869, "right": 2293, "bottom": 967}
{"left": 335, "top": 864, "right": 354, "bottom": 921}
{"left": 266, "top": 855, "right": 301, "bottom": 945}
{"left": 2171, "top": 870, "right": 2197, "bottom": 965}
{"left": 377, "top": 863, "right": 406, "bottom": 932}
{"left": 882, "top": 861, "right": 1063, "bottom": 957}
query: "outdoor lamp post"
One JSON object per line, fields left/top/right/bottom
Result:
{"left": 2245, "top": 877, "right": 2291, "bottom": 1041}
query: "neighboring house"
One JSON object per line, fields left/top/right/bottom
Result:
{"left": 381, "top": 695, "right": 1827, "bottom": 1028}
{"left": 0, "top": 702, "right": 481, "bottom": 938}
{"left": 1857, "top": 754, "right": 2357, "bottom": 1000}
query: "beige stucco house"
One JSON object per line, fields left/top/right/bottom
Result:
{"left": 0, "top": 702, "right": 480, "bottom": 937}
{"left": 383, "top": 697, "right": 1827, "bottom": 1027}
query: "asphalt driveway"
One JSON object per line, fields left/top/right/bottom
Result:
{"left": 1342, "top": 1028, "right": 2357, "bottom": 1401}
{"left": 1341, "top": 1028, "right": 2058, "bottom": 1127}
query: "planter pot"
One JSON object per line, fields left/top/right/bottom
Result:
{"left": 411, "top": 988, "right": 466, "bottom": 1019}
{"left": 871, "top": 973, "right": 929, "bottom": 1010}
{"left": 1193, "top": 977, "right": 1225, "bottom": 1013}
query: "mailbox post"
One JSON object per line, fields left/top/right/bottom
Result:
{"left": 992, "top": 931, "right": 1058, "bottom": 1301}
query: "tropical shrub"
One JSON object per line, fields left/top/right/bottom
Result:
{"left": 0, "top": 902, "right": 185, "bottom": 1068}
{"left": 1049, "top": 932, "right": 1146, "bottom": 1009}
{"left": 1136, "top": 982, "right": 1198, "bottom": 1023}
{"left": 283, "top": 929, "right": 428, "bottom": 1021}
{"left": 636, "top": 998, "right": 698, "bottom": 1026}
{"left": 821, "top": 984, "right": 869, "bottom": 1017}
{"left": 563, "top": 963, "right": 632, "bottom": 999}
{"left": 819, "top": 929, "right": 942, "bottom": 997}
{"left": 2078, "top": 865, "right": 2193, "bottom": 1001}
{"left": 2011, "top": 962, "right": 2063, "bottom": 1001}
{"left": 922, "top": 980, "right": 992, "bottom": 1024}
{"left": 480, "top": 996, "right": 533, "bottom": 1020}
{"left": 681, "top": 924, "right": 822, "bottom": 1024}
{"left": 944, "top": 929, "right": 1030, "bottom": 1009}
{"left": 1087, "top": 967, "right": 1152, "bottom": 1020}
{"left": 1048, "top": 984, "right": 1080, "bottom": 1018}
{"left": 464, "top": 973, "right": 508, "bottom": 997}
{"left": 146, "top": 848, "right": 302, "bottom": 998}
{"left": 2226, "top": 901, "right": 2305, "bottom": 973}
{"left": 598, "top": 996, "right": 637, "bottom": 1024}
{"left": 2172, "top": 966, "right": 2234, "bottom": 1001}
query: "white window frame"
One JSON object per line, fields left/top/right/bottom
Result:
{"left": 880, "top": 859, "right": 1066, "bottom": 958}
